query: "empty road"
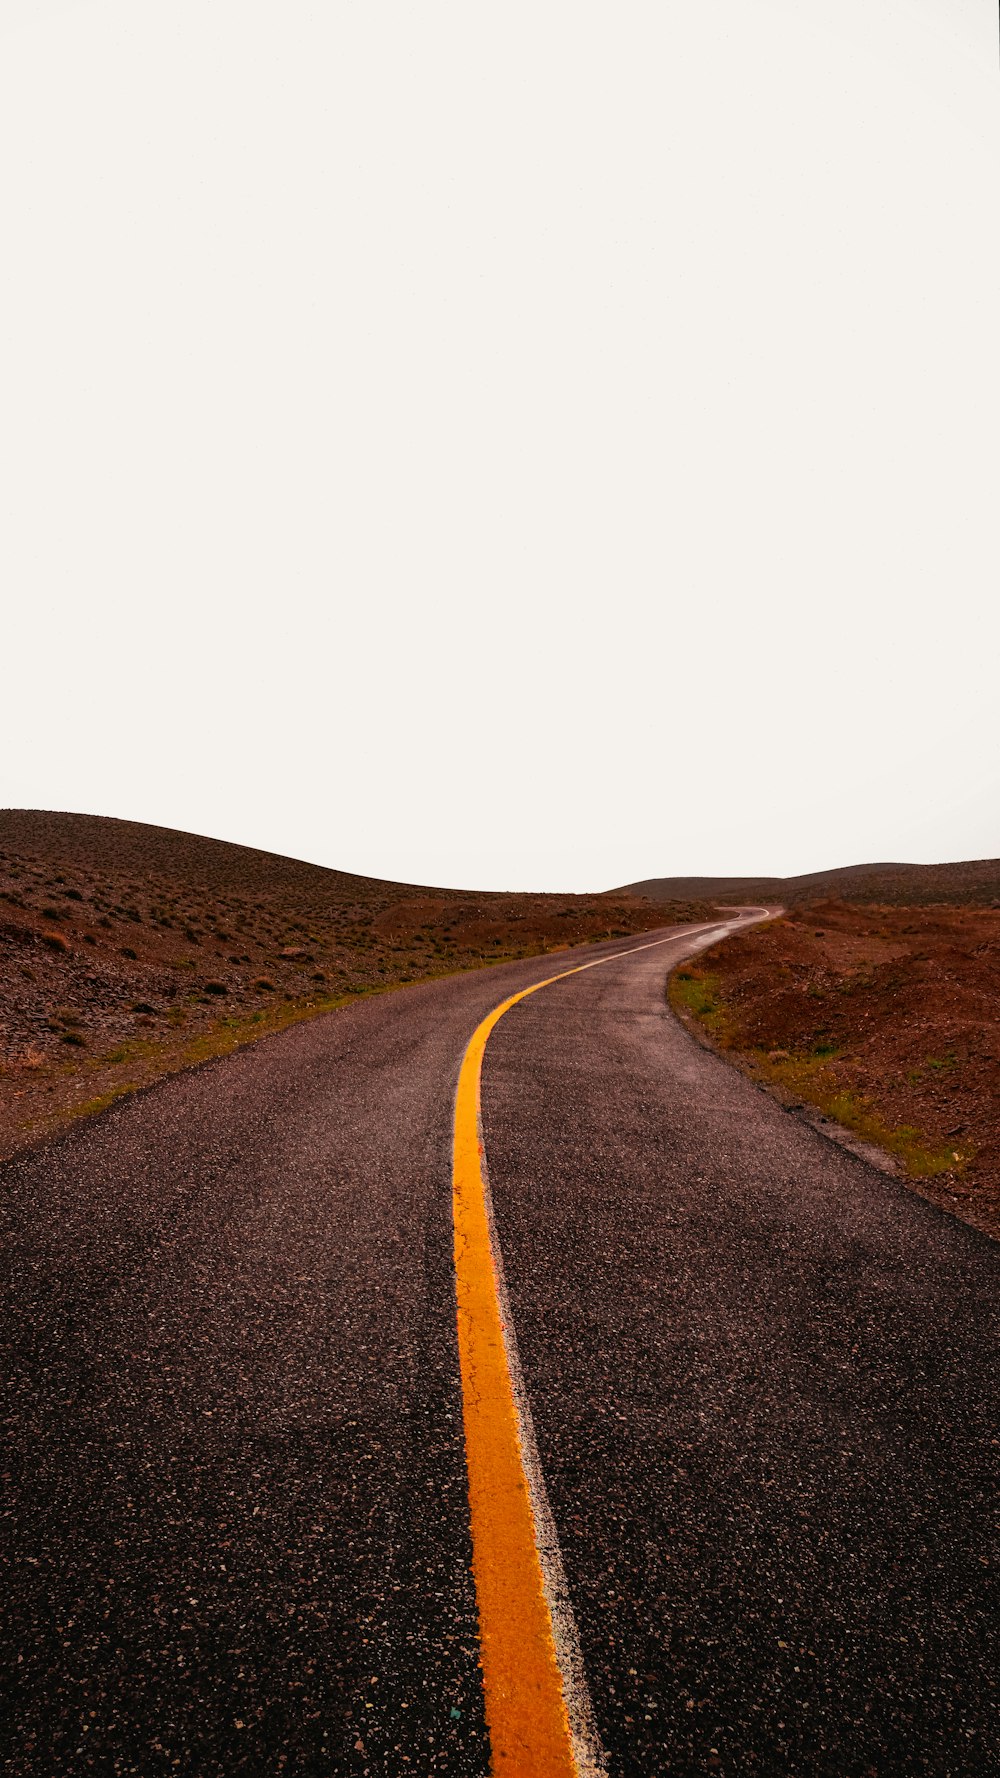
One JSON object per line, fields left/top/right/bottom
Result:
{"left": 2, "top": 918, "right": 997, "bottom": 1775}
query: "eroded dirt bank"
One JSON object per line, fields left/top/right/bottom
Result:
{"left": 671, "top": 900, "right": 1000, "bottom": 1239}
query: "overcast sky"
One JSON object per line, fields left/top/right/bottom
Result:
{"left": 2, "top": 1, "right": 996, "bottom": 890}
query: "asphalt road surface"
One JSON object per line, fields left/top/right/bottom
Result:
{"left": 2, "top": 919, "right": 997, "bottom": 1776}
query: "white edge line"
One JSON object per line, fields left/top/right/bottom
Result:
{"left": 471, "top": 917, "right": 745, "bottom": 1777}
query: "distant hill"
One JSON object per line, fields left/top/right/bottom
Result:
{"left": 623, "top": 858, "right": 1000, "bottom": 908}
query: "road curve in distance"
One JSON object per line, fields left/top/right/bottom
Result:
{"left": 481, "top": 930, "right": 1000, "bottom": 1775}
{"left": 0, "top": 924, "right": 718, "bottom": 1777}
{"left": 3, "top": 909, "right": 998, "bottom": 1775}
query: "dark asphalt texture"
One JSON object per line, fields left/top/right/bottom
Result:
{"left": 483, "top": 938, "right": 1000, "bottom": 1776}
{"left": 2, "top": 922, "right": 998, "bottom": 1776}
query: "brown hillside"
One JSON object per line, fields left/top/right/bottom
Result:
{"left": 671, "top": 901, "right": 1000, "bottom": 1240}
{"left": 0, "top": 810, "right": 711, "bottom": 1161}
{"left": 626, "top": 858, "right": 1000, "bottom": 908}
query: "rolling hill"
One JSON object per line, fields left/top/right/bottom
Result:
{"left": 624, "top": 858, "right": 1000, "bottom": 908}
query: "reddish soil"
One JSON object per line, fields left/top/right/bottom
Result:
{"left": 0, "top": 810, "right": 712, "bottom": 1161}
{"left": 673, "top": 901, "right": 1000, "bottom": 1239}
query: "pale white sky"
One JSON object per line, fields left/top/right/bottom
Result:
{"left": 1, "top": 1, "right": 997, "bottom": 890}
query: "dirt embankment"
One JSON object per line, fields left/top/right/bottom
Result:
{"left": 0, "top": 810, "right": 712, "bottom": 1162}
{"left": 670, "top": 901, "right": 1000, "bottom": 1240}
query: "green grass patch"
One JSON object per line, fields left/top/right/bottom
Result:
{"left": 669, "top": 969, "right": 735, "bottom": 1043}
{"left": 71, "top": 1085, "right": 141, "bottom": 1120}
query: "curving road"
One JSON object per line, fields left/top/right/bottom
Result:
{"left": 2, "top": 918, "right": 998, "bottom": 1776}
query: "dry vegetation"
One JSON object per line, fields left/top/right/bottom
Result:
{"left": 0, "top": 811, "right": 711, "bottom": 1161}
{"left": 670, "top": 900, "right": 1000, "bottom": 1240}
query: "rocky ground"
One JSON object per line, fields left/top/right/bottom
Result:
{"left": 670, "top": 900, "right": 1000, "bottom": 1239}
{"left": 0, "top": 810, "right": 711, "bottom": 1161}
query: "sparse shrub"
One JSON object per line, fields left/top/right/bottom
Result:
{"left": 42, "top": 930, "right": 69, "bottom": 953}
{"left": 41, "top": 905, "right": 63, "bottom": 920}
{"left": 65, "top": 888, "right": 84, "bottom": 901}
{"left": 60, "top": 1031, "right": 86, "bottom": 1046}
{"left": 84, "top": 933, "right": 96, "bottom": 946}
{"left": 203, "top": 980, "right": 227, "bottom": 995}
{"left": 132, "top": 1001, "right": 158, "bottom": 1015}
{"left": 255, "top": 977, "right": 275, "bottom": 991}
{"left": 121, "top": 946, "right": 138, "bottom": 960}
{"left": 98, "top": 915, "right": 112, "bottom": 928}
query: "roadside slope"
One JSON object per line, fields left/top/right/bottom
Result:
{"left": 670, "top": 901, "right": 1000, "bottom": 1238}
{"left": 0, "top": 810, "right": 711, "bottom": 1161}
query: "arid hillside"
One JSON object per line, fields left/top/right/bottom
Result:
{"left": 627, "top": 857, "right": 1000, "bottom": 908}
{"left": 0, "top": 810, "right": 711, "bottom": 1160}
{"left": 671, "top": 900, "right": 1000, "bottom": 1239}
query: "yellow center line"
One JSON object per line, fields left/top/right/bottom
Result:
{"left": 452, "top": 923, "right": 727, "bottom": 1776}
